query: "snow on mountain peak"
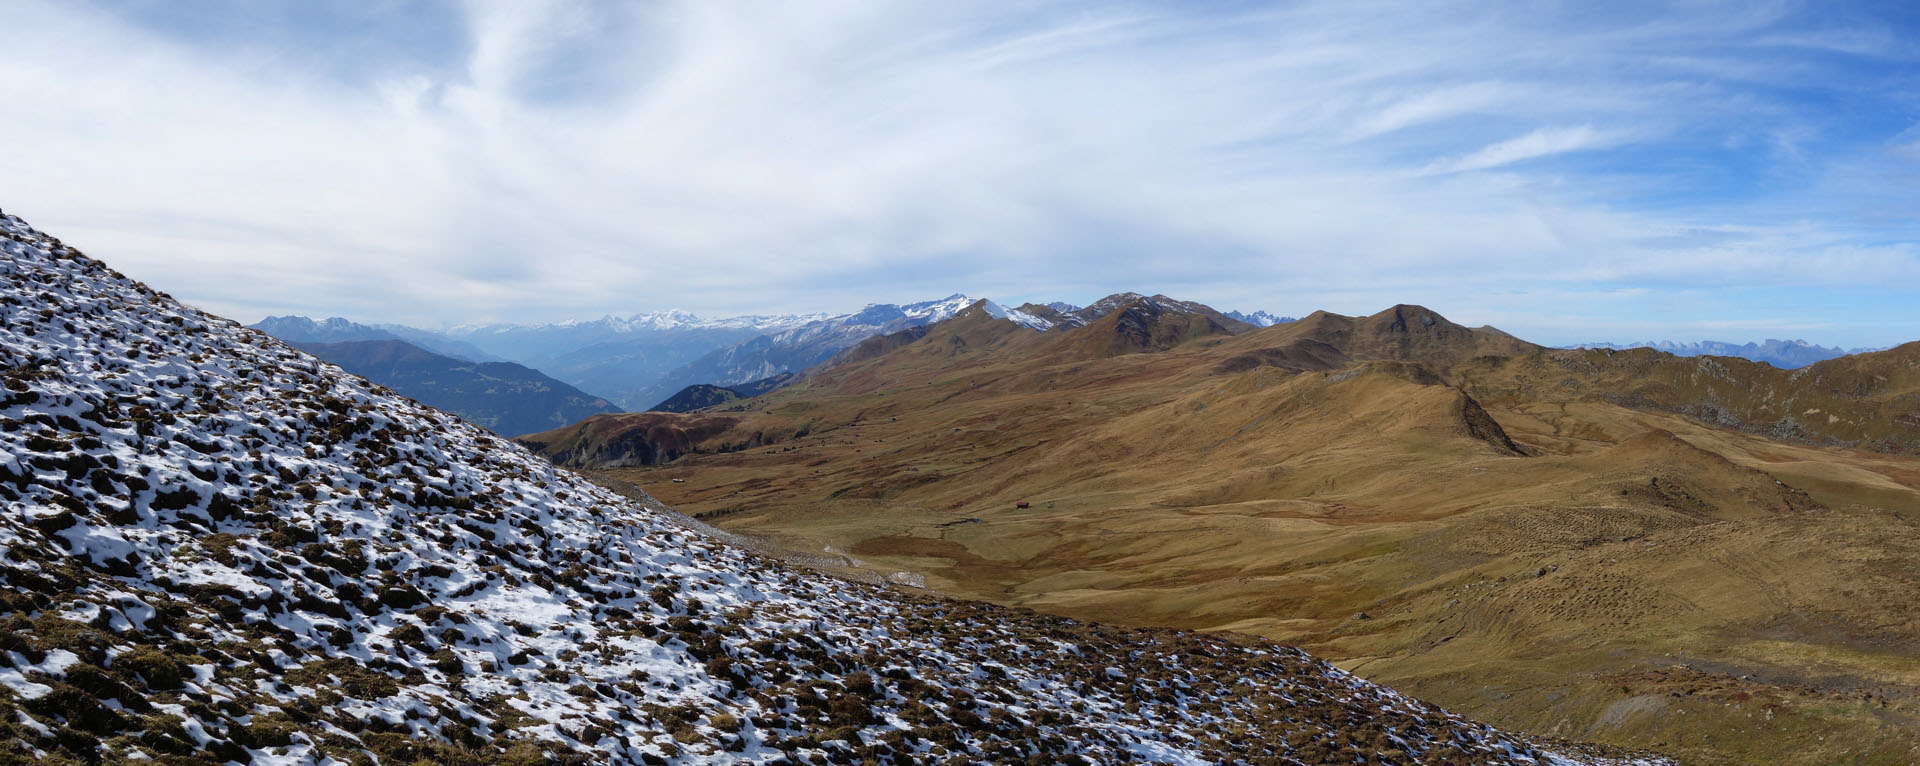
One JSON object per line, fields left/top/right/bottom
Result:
{"left": 0, "top": 210, "right": 1628, "bottom": 765}
{"left": 897, "top": 293, "right": 974, "bottom": 321}
{"left": 980, "top": 299, "right": 1055, "bottom": 331}
{"left": 1225, "top": 309, "right": 1296, "bottom": 328}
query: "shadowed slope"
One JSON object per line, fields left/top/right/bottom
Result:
{"left": 294, "top": 339, "right": 618, "bottom": 436}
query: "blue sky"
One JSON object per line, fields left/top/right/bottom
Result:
{"left": 1, "top": 1, "right": 1917, "bottom": 347}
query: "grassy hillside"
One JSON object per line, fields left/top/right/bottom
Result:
{"left": 520, "top": 302, "right": 1920, "bottom": 764}
{"left": 0, "top": 211, "right": 1640, "bottom": 764}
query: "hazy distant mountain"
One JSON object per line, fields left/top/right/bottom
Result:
{"left": 258, "top": 298, "right": 1290, "bottom": 410}
{"left": 441, "top": 311, "right": 823, "bottom": 370}
{"left": 261, "top": 302, "right": 998, "bottom": 411}
{"left": 253, "top": 315, "right": 501, "bottom": 363}
{"left": 428, "top": 312, "right": 824, "bottom": 409}
{"left": 254, "top": 315, "right": 395, "bottom": 343}
{"left": 1571, "top": 339, "right": 1877, "bottom": 369}
{"left": 1226, "top": 309, "right": 1297, "bottom": 328}
{"left": 292, "top": 339, "right": 618, "bottom": 436}
{"left": 533, "top": 328, "right": 779, "bottom": 410}
{"left": 626, "top": 295, "right": 981, "bottom": 408}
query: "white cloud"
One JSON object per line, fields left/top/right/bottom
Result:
{"left": 1424, "top": 126, "right": 1620, "bottom": 174}
{"left": 0, "top": 0, "right": 1912, "bottom": 344}
{"left": 1347, "top": 82, "right": 1520, "bottom": 140}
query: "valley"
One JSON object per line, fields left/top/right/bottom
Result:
{"left": 18, "top": 3, "right": 1918, "bottom": 763}
{"left": 524, "top": 300, "right": 1920, "bottom": 765}
{"left": 0, "top": 215, "right": 1636, "bottom": 763}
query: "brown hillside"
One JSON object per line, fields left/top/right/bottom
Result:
{"left": 517, "top": 410, "right": 774, "bottom": 467}
{"left": 1013, "top": 301, "right": 1076, "bottom": 327}
{"left": 520, "top": 303, "right": 1920, "bottom": 764}
{"left": 1458, "top": 342, "right": 1920, "bottom": 454}
{"left": 1227, "top": 304, "right": 1544, "bottom": 368}
{"left": 1055, "top": 295, "right": 1248, "bottom": 358}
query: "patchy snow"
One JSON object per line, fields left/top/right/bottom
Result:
{"left": 1225, "top": 309, "right": 1296, "bottom": 327}
{"left": 979, "top": 300, "right": 1054, "bottom": 331}
{"left": 0, "top": 209, "right": 1655, "bottom": 764}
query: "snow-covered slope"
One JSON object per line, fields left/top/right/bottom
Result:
{"left": 0, "top": 211, "right": 1639, "bottom": 764}
{"left": 979, "top": 300, "right": 1052, "bottom": 331}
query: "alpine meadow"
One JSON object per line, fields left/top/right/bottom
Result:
{"left": 4, "top": 2, "right": 1919, "bottom": 764}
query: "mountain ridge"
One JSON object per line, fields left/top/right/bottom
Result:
{"left": 291, "top": 339, "right": 620, "bottom": 436}
{"left": 1568, "top": 338, "right": 1880, "bottom": 369}
{"left": 258, "top": 295, "right": 1294, "bottom": 411}
{"left": 0, "top": 210, "right": 1631, "bottom": 764}
{"left": 648, "top": 373, "right": 800, "bottom": 414}
{"left": 519, "top": 296, "right": 1920, "bottom": 763}
{"left": 253, "top": 315, "right": 502, "bottom": 363}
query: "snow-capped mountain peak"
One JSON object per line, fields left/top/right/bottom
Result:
{"left": 980, "top": 299, "right": 1056, "bottom": 331}
{"left": 900, "top": 293, "right": 974, "bottom": 320}
{"left": 1225, "top": 309, "right": 1296, "bottom": 328}
{"left": 0, "top": 209, "right": 1634, "bottom": 764}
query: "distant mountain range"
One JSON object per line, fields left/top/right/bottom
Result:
{"left": 1227, "top": 309, "right": 1297, "bottom": 327}
{"left": 5, "top": 209, "right": 1580, "bottom": 765}
{"left": 252, "top": 313, "right": 817, "bottom": 410}
{"left": 289, "top": 339, "right": 618, "bottom": 436}
{"left": 443, "top": 310, "right": 827, "bottom": 408}
{"left": 254, "top": 315, "right": 503, "bottom": 362}
{"left": 517, "top": 290, "right": 1920, "bottom": 761}
{"left": 251, "top": 296, "right": 1295, "bottom": 410}
{"left": 623, "top": 295, "right": 985, "bottom": 408}
{"left": 1570, "top": 339, "right": 1881, "bottom": 369}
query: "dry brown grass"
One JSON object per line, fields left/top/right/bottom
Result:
{"left": 527, "top": 305, "right": 1920, "bottom": 765}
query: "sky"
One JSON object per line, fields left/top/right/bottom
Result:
{"left": 1, "top": 1, "right": 1917, "bottom": 347}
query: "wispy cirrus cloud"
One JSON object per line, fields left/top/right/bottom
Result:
{"left": 1424, "top": 126, "right": 1624, "bottom": 174}
{"left": 0, "top": 0, "right": 1915, "bottom": 346}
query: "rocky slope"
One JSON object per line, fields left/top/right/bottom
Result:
{"left": 0, "top": 212, "right": 1632, "bottom": 764}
